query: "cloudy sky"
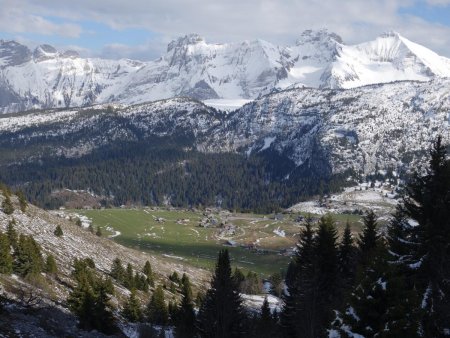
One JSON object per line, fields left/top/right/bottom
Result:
{"left": 1, "top": 0, "right": 450, "bottom": 60}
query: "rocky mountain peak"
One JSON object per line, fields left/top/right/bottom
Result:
{"left": 167, "top": 33, "right": 205, "bottom": 52}
{"left": 379, "top": 30, "right": 402, "bottom": 39}
{"left": 33, "top": 44, "right": 58, "bottom": 61}
{"left": 62, "top": 50, "right": 80, "bottom": 58}
{"left": 0, "top": 40, "right": 31, "bottom": 67}
{"left": 295, "top": 29, "right": 343, "bottom": 46}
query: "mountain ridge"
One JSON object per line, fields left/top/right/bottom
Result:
{"left": 1, "top": 29, "right": 449, "bottom": 113}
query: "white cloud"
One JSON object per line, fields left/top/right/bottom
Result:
{"left": 426, "top": 0, "right": 450, "bottom": 5}
{"left": 1, "top": 0, "right": 450, "bottom": 58}
{"left": 0, "top": 2, "right": 82, "bottom": 38}
{"left": 98, "top": 39, "right": 168, "bottom": 60}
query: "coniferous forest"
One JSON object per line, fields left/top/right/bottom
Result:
{"left": 0, "top": 132, "right": 449, "bottom": 337}
{"left": 0, "top": 138, "right": 350, "bottom": 213}
{"left": 175, "top": 136, "right": 450, "bottom": 337}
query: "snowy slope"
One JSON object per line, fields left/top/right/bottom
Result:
{"left": 1, "top": 79, "right": 449, "bottom": 177}
{"left": 201, "top": 78, "right": 450, "bottom": 175}
{"left": 1, "top": 30, "right": 449, "bottom": 113}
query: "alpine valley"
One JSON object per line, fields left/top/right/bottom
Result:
{"left": 0, "top": 29, "right": 449, "bottom": 210}
{"left": 1, "top": 26, "right": 450, "bottom": 338}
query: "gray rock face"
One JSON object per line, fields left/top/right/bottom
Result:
{"left": 0, "top": 40, "right": 31, "bottom": 68}
{"left": 180, "top": 80, "right": 220, "bottom": 100}
{"left": 33, "top": 44, "right": 58, "bottom": 61}
{"left": 1, "top": 79, "right": 449, "bottom": 178}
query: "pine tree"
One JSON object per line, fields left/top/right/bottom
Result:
{"left": 91, "top": 278, "right": 116, "bottom": 334}
{"left": 168, "top": 298, "right": 178, "bottom": 323}
{"left": 386, "top": 207, "right": 417, "bottom": 271}
{"left": 124, "top": 263, "right": 135, "bottom": 289}
{"left": 332, "top": 243, "right": 421, "bottom": 338}
{"left": 1, "top": 194, "right": 14, "bottom": 215}
{"left": 143, "top": 260, "right": 154, "bottom": 287}
{"left": 122, "top": 289, "right": 143, "bottom": 322}
{"left": 147, "top": 285, "right": 169, "bottom": 325}
{"left": 174, "top": 275, "right": 196, "bottom": 338}
{"left": 45, "top": 254, "right": 58, "bottom": 275}
{"left": 313, "top": 215, "right": 340, "bottom": 336}
{"left": 338, "top": 221, "right": 357, "bottom": 297}
{"left": 197, "top": 249, "right": 246, "bottom": 338}
{"left": 281, "top": 215, "right": 315, "bottom": 338}
{"left": 269, "top": 272, "right": 283, "bottom": 297}
{"left": 6, "top": 219, "right": 18, "bottom": 250}
{"left": 332, "top": 244, "right": 390, "bottom": 337}
{"left": 232, "top": 267, "right": 245, "bottom": 291}
{"left": 403, "top": 136, "right": 450, "bottom": 335}
{"left": 68, "top": 266, "right": 117, "bottom": 334}
{"left": 110, "top": 257, "right": 125, "bottom": 283}
{"left": 0, "top": 232, "right": 13, "bottom": 274}
{"left": 16, "top": 191, "right": 27, "bottom": 212}
{"left": 54, "top": 225, "right": 63, "bottom": 237}
{"left": 13, "top": 234, "right": 44, "bottom": 277}
{"left": 358, "top": 210, "right": 379, "bottom": 265}
{"left": 254, "top": 296, "right": 276, "bottom": 338}
{"left": 68, "top": 273, "right": 96, "bottom": 330}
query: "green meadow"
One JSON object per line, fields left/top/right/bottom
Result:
{"left": 74, "top": 208, "right": 364, "bottom": 276}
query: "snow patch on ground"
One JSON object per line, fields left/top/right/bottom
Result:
{"left": 203, "top": 99, "right": 252, "bottom": 111}
{"left": 260, "top": 136, "right": 276, "bottom": 151}
{"left": 241, "top": 294, "right": 282, "bottom": 313}
{"left": 289, "top": 183, "right": 399, "bottom": 215}
{"left": 273, "top": 227, "right": 286, "bottom": 237}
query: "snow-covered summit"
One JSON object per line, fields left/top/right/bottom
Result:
{"left": 0, "top": 29, "right": 449, "bottom": 113}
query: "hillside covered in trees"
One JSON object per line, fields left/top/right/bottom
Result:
{"left": 1, "top": 135, "right": 448, "bottom": 337}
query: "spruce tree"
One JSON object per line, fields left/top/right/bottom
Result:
{"left": 16, "top": 191, "right": 27, "bottom": 212}
{"left": 147, "top": 285, "right": 169, "bottom": 325}
{"left": 6, "top": 219, "right": 18, "bottom": 250}
{"left": 403, "top": 136, "right": 450, "bottom": 335}
{"left": 68, "top": 273, "right": 96, "bottom": 330}
{"left": 332, "top": 244, "right": 390, "bottom": 337}
{"left": 143, "top": 260, "right": 154, "bottom": 286}
{"left": 45, "top": 254, "right": 58, "bottom": 275}
{"left": 281, "top": 215, "right": 315, "bottom": 338}
{"left": 358, "top": 210, "right": 379, "bottom": 265}
{"left": 255, "top": 296, "right": 276, "bottom": 338}
{"left": 1, "top": 194, "right": 14, "bottom": 215}
{"left": 68, "top": 265, "right": 116, "bottom": 334}
{"left": 124, "top": 263, "right": 135, "bottom": 289}
{"left": 338, "top": 221, "right": 357, "bottom": 298}
{"left": 122, "top": 289, "right": 143, "bottom": 322}
{"left": 91, "top": 278, "right": 116, "bottom": 334}
{"left": 269, "top": 272, "right": 283, "bottom": 297}
{"left": 313, "top": 215, "right": 339, "bottom": 336}
{"left": 232, "top": 267, "right": 245, "bottom": 292}
{"left": 110, "top": 257, "right": 125, "bottom": 283}
{"left": 197, "top": 249, "right": 246, "bottom": 338}
{"left": 13, "top": 234, "right": 44, "bottom": 277}
{"left": 386, "top": 207, "right": 417, "bottom": 271}
{"left": 174, "top": 275, "right": 196, "bottom": 338}
{"left": 54, "top": 225, "right": 63, "bottom": 237}
{"left": 0, "top": 232, "right": 13, "bottom": 274}
{"left": 332, "top": 243, "right": 421, "bottom": 338}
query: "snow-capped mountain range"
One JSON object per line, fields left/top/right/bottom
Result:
{"left": 1, "top": 29, "right": 450, "bottom": 113}
{"left": 1, "top": 78, "right": 449, "bottom": 176}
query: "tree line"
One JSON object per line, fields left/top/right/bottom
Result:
{"left": 115, "top": 136, "right": 448, "bottom": 338}
{"left": 0, "top": 140, "right": 349, "bottom": 213}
